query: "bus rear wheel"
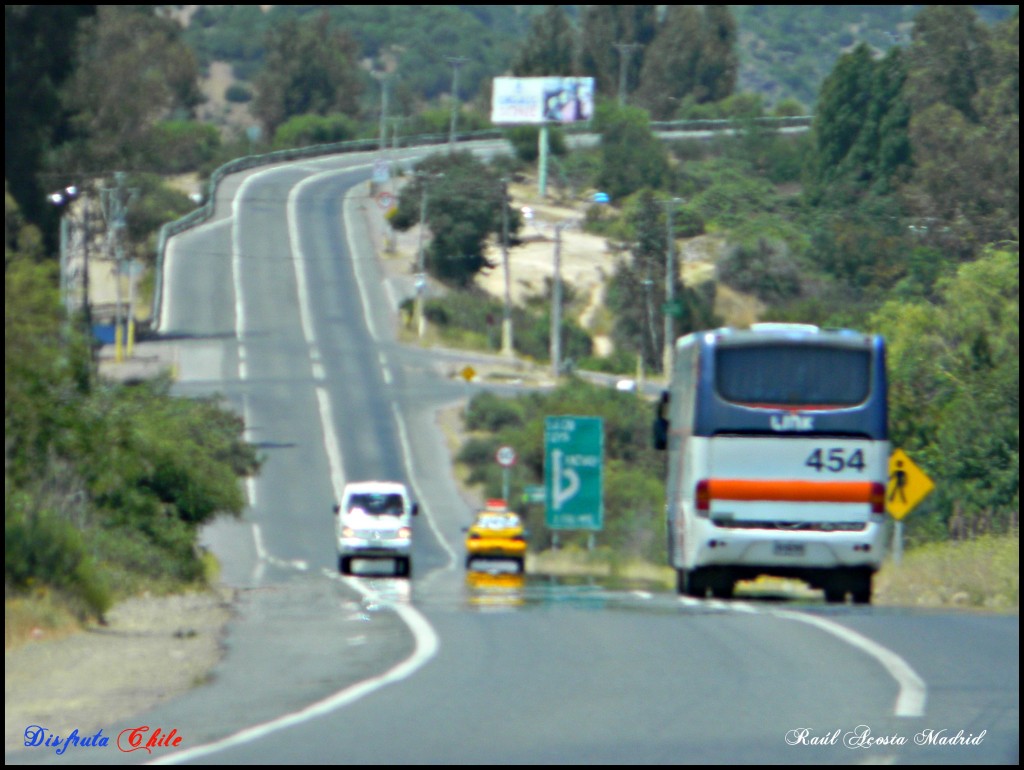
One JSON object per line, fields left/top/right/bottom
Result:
{"left": 678, "top": 568, "right": 729, "bottom": 598}
{"left": 824, "top": 568, "right": 873, "bottom": 604}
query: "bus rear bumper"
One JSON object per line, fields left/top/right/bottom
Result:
{"left": 688, "top": 522, "right": 887, "bottom": 572}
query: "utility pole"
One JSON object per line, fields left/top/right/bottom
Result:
{"left": 81, "top": 196, "right": 93, "bottom": 340}
{"left": 445, "top": 56, "right": 469, "bottom": 151}
{"left": 414, "top": 173, "right": 443, "bottom": 338}
{"left": 500, "top": 178, "right": 514, "bottom": 357}
{"left": 414, "top": 182, "right": 430, "bottom": 339}
{"left": 660, "top": 197, "right": 682, "bottom": 376}
{"left": 390, "top": 116, "right": 407, "bottom": 150}
{"left": 613, "top": 42, "right": 643, "bottom": 107}
{"left": 101, "top": 172, "right": 137, "bottom": 362}
{"left": 550, "top": 221, "right": 573, "bottom": 379}
{"left": 376, "top": 72, "right": 390, "bottom": 153}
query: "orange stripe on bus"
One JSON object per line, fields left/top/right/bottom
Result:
{"left": 707, "top": 479, "right": 878, "bottom": 504}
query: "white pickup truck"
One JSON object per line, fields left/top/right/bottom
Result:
{"left": 333, "top": 480, "right": 418, "bottom": 578}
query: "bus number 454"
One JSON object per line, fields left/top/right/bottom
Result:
{"left": 805, "top": 447, "right": 866, "bottom": 473}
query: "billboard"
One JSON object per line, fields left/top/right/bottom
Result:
{"left": 491, "top": 77, "right": 595, "bottom": 125}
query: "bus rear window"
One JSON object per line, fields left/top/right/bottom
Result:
{"left": 715, "top": 345, "right": 871, "bottom": 407}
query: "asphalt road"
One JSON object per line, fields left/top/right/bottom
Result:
{"left": 10, "top": 146, "right": 1017, "bottom": 765}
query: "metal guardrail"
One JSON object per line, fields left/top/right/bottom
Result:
{"left": 650, "top": 115, "right": 813, "bottom": 132}
{"left": 150, "top": 115, "right": 813, "bottom": 331}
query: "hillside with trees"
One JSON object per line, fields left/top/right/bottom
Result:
{"left": 4, "top": 5, "right": 1018, "bottom": 614}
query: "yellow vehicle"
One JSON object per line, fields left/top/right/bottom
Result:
{"left": 464, "top": 500, "right": 527, "bottom": 573}
{"left": 465, "top": 570, "right": 526, "bottom": 609}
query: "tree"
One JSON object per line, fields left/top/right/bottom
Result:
{"left": 634, "top": 6, "right": 702, "bottom": 119}
{"left": 632, "top": 6, "right": 738, "bottom": 120}
{"left": 60, "top": 6, "right": 201, "bottom": 172}
{"left": 390, "top": 152, "right": 520, "bottom": 287}
{"left": 5, "top": 5, "right": 96, "bottom": 236}
{"left": 807, "top": 44, "right": 912, "bottom": 204}
{"left": 694, "top": 5, "right": 739, "bottom": 104}
{"left": 252, "top": 13, "right": 363, "bottom": 137}
{"left": 5, "top": 187, "right": 260, "bottom": 617}
{"left": 603, "top": 190, "right": 717, "bottom": 372}
{"left": 606, "top": 191, "right": 667, "bottom": 370}
{"left": 901, "top": 9, "right": 1018, "bottom": 257}
{"left": 595, "top": 102, "right": 669, "bottom": 201}
{"left": 511, "top": 5, "right": 576, "bottom": 77}
{"left": 578, "top": 6, "right": 657, "bottom": 101}
{"left": 905, "top": 5, "right": 992, "bottom": 122}
{"left": 872, "top": 248, "right": 1018, "bottom": 540}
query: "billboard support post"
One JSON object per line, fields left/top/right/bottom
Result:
{"left": 538, "top": 124, "right": 549, "bottom": 198}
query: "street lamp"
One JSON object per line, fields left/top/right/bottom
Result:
{"left": 49, "top": 184, "right": 90, "bottom": 332}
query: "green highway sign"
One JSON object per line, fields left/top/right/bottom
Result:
{"left": 661, "top": 300, "right": 684, "bottom": 318}
{"left": 522, "top": 485, "right": 546, "bottom": 504}
{"left": 544, "top": 416, "right": 604, "bottom": 531}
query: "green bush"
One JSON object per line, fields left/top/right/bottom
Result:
{"left": 504, "top": 125, "right": 568, "bottom": 163}
{"left": 273, "top": 113, "right": 359, "bottom": 149}
{"left": 418, "top": 288, "right": 594, "bottom": 363}
{"left": 125, "top": 174, "right": 196, "bottom": 259}
{"left": 5, "top": 497, "right": 111, "bottom": 617}
{"left": 578, "top": 347, "right": 642, "bottom": 376}
{"left": 142, "top": 121, "right": 222, "bottom": 175}
{"left": 224, "top": 83, "right": 253, "bottom": 103}
{"left": 464, "top": 391, "right": 525, "bottom": 432}
{"left": 513, "top": 311, "right": 593, "bottom": 364}
{"left": 683, "top": 158, "right": 782, "bottom": 229}
{"left": 717, "top": 217, "right": 806, "bottom": 303}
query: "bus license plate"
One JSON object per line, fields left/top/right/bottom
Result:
{"left": 774, "top": 542, "right": 805, "bottom": 557}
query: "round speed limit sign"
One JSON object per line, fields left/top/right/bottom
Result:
{"left": 495, "top": 445, "right": 517, "bottom": 468}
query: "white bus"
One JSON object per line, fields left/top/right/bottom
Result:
{"left": 653, "top": 324, "right": 890, "bottom": 603}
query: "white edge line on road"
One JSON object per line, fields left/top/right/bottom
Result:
{"left": 677, "top": 595, "right": 927, "bottom": 718}
{"left": 154, "top": 159, "right": 441, "bottom": 764}
{"left": 149, "top": 592, "right": 437, "bottom": 765}
{"left": 392, "top": 402, "right": 457, "bottom": 578}
{"left": 771, "top": 609, "right": 927, "bottom": 718}
{"left": 342, "top": 178, "right": 384, "bottom": 344}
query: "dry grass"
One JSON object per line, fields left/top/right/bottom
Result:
{"left": 528, "top": 534, "right": 1019, "bottom": 611}
{"left": 529, "top": 547, "right": 675, "bottom": 587}
{"left": 5, "top": 590, "right": 81, "bottom": 651}
{"left": 873, "top": 533, "right": 1019, "bottom": 611}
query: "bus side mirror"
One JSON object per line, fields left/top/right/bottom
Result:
{"left": 412, "top": 502, "right": 420, "bottom": 517}
{"left": 333, "top": 504, "right": 341, "bottom": 515}
{"left": 652, "top": 390, "right": 669, "bottom": 451}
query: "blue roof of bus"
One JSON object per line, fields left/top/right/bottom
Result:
{"left": 682, "top": 325, "right": 871, "bottom": 342}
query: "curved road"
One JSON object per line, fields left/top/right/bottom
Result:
{"left": 10, "top": 147, "right": 1017, "bottom": 765}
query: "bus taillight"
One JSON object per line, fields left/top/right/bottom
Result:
{"left": 695, "top": 479, "right": 711, "bottom": 515}
{"left": 869, "top": 482, "right": 886, "bottom": 514}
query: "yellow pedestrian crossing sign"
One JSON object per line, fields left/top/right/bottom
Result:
{"left": 887, "top": 449, "right": 935, "bottom": 520}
